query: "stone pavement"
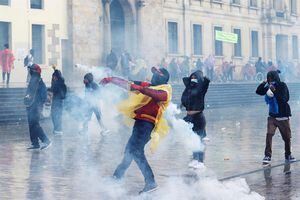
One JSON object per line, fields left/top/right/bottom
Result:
{"left": 0, "top": 102, "right": 300, "bottom": 199}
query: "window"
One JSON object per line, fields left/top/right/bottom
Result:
{"left": 251, "top": 31, "right": 259, "bottom": 57}
{"left": 292, "top": 35, "right": 298, "bottom": 59}
{"left": 0, "top": 22, "right": 10, "bottom": 50}
{"left": 31, "top": 0, "right": 43, "bottom": 9}
{"left": 168, "top": 22, "right": 178, "bottom": 54}
{"left": 0, "top": 0, "right": 9, "bottom": 5}
{"left": 32, "top": 25, "right": 45, "bottom": 64}
{"left": 214, "top": 26, "right": 223, "bottom": 56}
{"left": 231, "top": 0, "right": 240, "bottom": 5}
{"left": 250, "top": 0, "right": 257, "bottom": 7}
{"left": 291, "top": 0, "right": 297, "bottom": 15}
{"left": 193, "top": 24, "right": 203, "bottom": 55}
{"left": 233, "top": 29, "right": 242, "bottom": 57}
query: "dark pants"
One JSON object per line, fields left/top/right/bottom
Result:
{"left": 51, "top": 99, "right": 63, "bottom": 132}
{"left": 113, "top": 120, "right": 155, "bottom": 185}
{"left": 184, "top": 112, "right": 207, "bottom": 162}
{"left": 265, "top": 117, "right": 291, "bottom": 158}
{"left": 2, "top": 72, "right": 10, "bottom": 84}
{"left": 27, "top": 105, "right": 50, "bottom": 146}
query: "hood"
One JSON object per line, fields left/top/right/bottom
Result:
{"left": 267, "top": 70, "right": 281, "bottom": 83}
{"left": 183, "top": 70, "right": 204, "bottom": 87}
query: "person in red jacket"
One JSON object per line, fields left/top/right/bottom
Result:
{"left": 0, "top": 44, "right": 15, "bottom": 85}
{"left": 100, "top": 67, "right": 171, "bottom": 194}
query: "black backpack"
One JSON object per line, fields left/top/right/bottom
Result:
{"left": 24, "top": 56, "right": 29, "bottom": 67}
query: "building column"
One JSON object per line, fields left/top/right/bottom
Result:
{"left": 102, "top": 0, "right": 112, "bottom": 60}
{"left": 136, "top": 0, "right": 145, "bottom": 58}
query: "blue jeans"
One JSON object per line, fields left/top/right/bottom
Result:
{"left": 113, "top": 119, "right": 155, "bottom": 185}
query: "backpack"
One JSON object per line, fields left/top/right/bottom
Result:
{"left": 24, "top": 55, "right": 29, "bottom": 67}
{"left": 60, "top": 83, "right": 67, "bottom": 99}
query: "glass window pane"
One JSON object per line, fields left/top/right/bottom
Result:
{"left": 214, "top": 26, "right": 223, "bottom": 56}
{"left": 234, "top": 29, "right": 242, "bottom": 57}
{"left": 168, "top": 22, "right": 178, "bottom": 54}
{"left": 292, "top": 36, "right": 298, "bottom": 59}
{"left": 251, "top": 31, "right": 259, "bottom": 57}
{"left": 31, "top": 0, "right": 42, "bottom": 9}
{"left": 193, "top": 24, "right": 203, "bottom": 55}
{"left": 0, "top": 22, "right": 10, "bottom": 50}
{"left": 32, "top": 25, "right": 44, "bottom": 64}
{"left": 0, "top": 0, "right": 8, "bottom": 6}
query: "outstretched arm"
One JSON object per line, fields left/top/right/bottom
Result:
{"left": 100, "top": 77, "right": 131, "bottom": 90}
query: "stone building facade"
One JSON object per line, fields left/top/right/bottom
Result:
{"left": 67, "top": 0, "right": 300, "bottom": 80}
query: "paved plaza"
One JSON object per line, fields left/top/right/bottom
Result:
{"left": 0, "top": 103, "right": 300, "bottom": 200}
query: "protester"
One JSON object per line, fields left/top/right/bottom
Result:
{"left": 121, "top": 51, "right": 131, "bottom": 78}
{"left": 24, "top": 49, "right": 34, "bottom": 83}
{"left": 106, "top": 50, "right": 118, "bottom": 71}
{"left": 255, "top": 57, "right": 265, "bottom": 74}
{"left": 81, "top": 73, "right": 108, "bottom": 135}
{"left": 256, "top": 70, "right": 296, "bottom": 165}
{"left": 181, "top": 70, "right": 210, "bottom": 168}
{"left": 24, "top": 64, "right": 51, "bottom": 150}
{"left": 180, "top": 56, "right": 190, "bottom": 77}
{"left": 0, "top": 44, "right": 15, "bottom": 85}
{"left": 227, "top": 61, "right": 235, "bottom": 81}
{"left": 49, "top": 69, "right": 67, "bottom": 136}
{"left": 101, "top": 67, "right": 172, "bottom": 194}
{"left": 196, "top": 58, "right": 204, "bottom": 72}
{"left": 204, "top": 55, "right": 215, "bottom": 81}
{"left": 169, "top": 58, "right": 180, "bottom": 82}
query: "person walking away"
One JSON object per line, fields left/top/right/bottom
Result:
{"left": 256, "top": 70, "right": 296, "bottom": 165}
{"left": 196, "top": 58, "right": 204, "bottom": 72}
{"left": 181, "top": 70, "right": 210, "bottom": 168}
{"left": 24, "top": 49, "right": 34, "bottom": 83}
{"left": 121, "top": 51, "right": 131, "bottom": 78}
{"left": 204, "top": 55, "right": 215, "bottom": 81}
{"left": 106, "top": 50, "right": 118, "bottom": 71}
{"left": 81, "top": 73, "right": 108, "bottom": 135}
{"left": 100, "top": 67, "right": 172, "bottom": 194}
{"left": 228, "top": 61, "right": 235, "bottom": 81}
{"left": 0, "top": 44, "right": 15, "bottom": 85}
{"left": 24, "top": 64, "right": 51, "bottom": 150}
{"left": 49, "top": 69, "right": 67, "bottom": 136}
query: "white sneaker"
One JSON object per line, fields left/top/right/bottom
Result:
{"left": 188, "top": 160, "right": 205, "bottom": 169}
{"left": 100, "top": 129, "right": 110, "bottom": 136}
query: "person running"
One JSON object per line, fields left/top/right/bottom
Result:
{"left": 256, "top": 70, "right": 296, "bottom": 165}
{"left": 81, "top": 73, "right": 108, "bottom": 135}
{"left": 181, "top": 70, "right": 210, "bottom": 168}
{"left": 49, "top": 69, "right": 67, "bottom": 136}
{"left": 24, "top": 64, "right": 51, "bottom": 150}
{"left": 0, "top": 44, "right": 15, "bottom": 85}
{"left": 100, "top": 67, "right": 172, "bottom": 194}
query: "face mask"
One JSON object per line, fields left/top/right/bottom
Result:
{"left": 191, "top": 79, "right": 198, "bottom": 84}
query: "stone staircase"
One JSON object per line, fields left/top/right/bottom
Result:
{"left": 1, "top": 83, "right": 300, "bottom": 124}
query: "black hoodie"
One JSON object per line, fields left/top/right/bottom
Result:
{"left": 181, "top": 70, "right": 210, "bottom": 111}
{"left": 256, "top": 70, "right": 291, "bottom": 118}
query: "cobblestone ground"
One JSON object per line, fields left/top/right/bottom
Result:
{"left": 1, "top": 102, "right": 300, "bottom": 200}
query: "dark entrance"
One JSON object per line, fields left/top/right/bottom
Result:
{"left": 110, "top": 0, "right": 125, "bottom": 56}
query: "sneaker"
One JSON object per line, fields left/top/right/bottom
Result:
{"left": 139, "top": 183, "right": 158, "bottom": 194}
{"left": 188, "top": 159, "right": 205, "bottom": 169}
{"left": 27, "top": 145, "right": 40, "bottom": 150}
{"left": 40, "top": 141, "right": 52, "bottom": 150}
{"left": 285, "top": 155, "right": 296, "bottom": 163}
{"left": 53, "top": 130, "right": 63, "bottom": 136}
{"left": 100, "top": 129, "right": 110, "bottom": 136}
{"left": 262, "top": 156, "right": 271, "bottom": 164}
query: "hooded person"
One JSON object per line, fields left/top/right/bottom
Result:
{"left": 24, "top": 64, "right": 51, "bottom": 150}
{"left": 256, "top": 70, "right": 295, "bottom": 165}
{"left": 81, "top": 73, "right": 108, "bottom": 135}
{"left": 181, "top": 70, "right": 210, "bottom": 168}
{"left": 49, "top": 69, "right": 67, "bottom": 135}
{"left": 100, "top": 67, "right": 172, "bottom": 194}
